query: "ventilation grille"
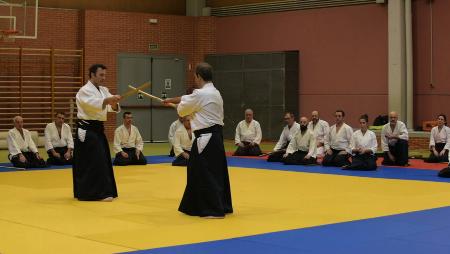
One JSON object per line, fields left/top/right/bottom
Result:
{"left": 211, "top": 0, "right": 378, "bottom": 17}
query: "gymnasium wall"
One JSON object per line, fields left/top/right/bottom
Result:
{"left": 412, "top": 0, "right": 450, "bottom": 128}
{"left": 0, "top": 8, "right": 215, "bottom": 139}
{"left": 215, "top": 4, "right": 388, "bottom": 127}
{"left": 1, "top": 2, "right": 449, "bottom": 140}
{"left": 215, "top": 1, "right": 450, "bottom": 129}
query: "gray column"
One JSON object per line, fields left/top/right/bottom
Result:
{"left": 405, "top": 0, "right": 414, "bottom": 129}
{"left": 388, "top": 0, "right": 406, "bottom": 122}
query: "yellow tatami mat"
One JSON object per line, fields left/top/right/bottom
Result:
{"left": 1, "top": 164, "right": 450, "bottom": 253}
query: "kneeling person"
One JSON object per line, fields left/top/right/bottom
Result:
{"left": 343, "top": 114, "right": 378, "bottom": 171}
{"left": 381, "top": 111, "right": 409, "bottom": 166}
{"left": 172, "top": 116, "right": 194, "bottom": 166}
{"left": 267, "top": 112, "right": 300, "bottom": 162}
{"left": 233, "top": 109, "right": 262, "bottom": 156}
{"left": 7, "top": 116, "right": 46, "bottom": 168}
{"left": 113, "top": 112, "right": 147, "bottom": 166}
{"left": 283, "top": 117, "right": 316, "bottom": 165}
{"left": 322, "top": 110, "right": 353, "bottom": 167}
{"left": 45, "top": 112, "right": 74, "bottom": 165}
{"left": 425, "top": 114, "right": 449, "bottom": 163}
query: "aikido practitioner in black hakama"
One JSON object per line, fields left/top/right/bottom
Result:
{"left": 164, "top": 62, "right": 233, "bottom": 218}
{"left": 267, "top": 112, "right": 300, "bottom": 162}
{"left": 381, "top": 111, "right": 409, "bottom": 166}
{"left": 73, "top": 64, "right": 120, "bottom": 202}
{"left": 233, "top": 109, "right": 263, "bottom": 156}
{"left": 322, "top": 110, "right": 353, "bottom": 167}
{"left": 172, "top": 115, "right": 195, "bottom": 166}
{"left": 44, "top": 112, "right": 74, "bottom": 165}
{"left": 113, "top": 112, "right": 147, "bottom": 166}
{"left": 342, "top": 114, "right": 378, "bottom": 171}
{"left": 7, "top": 116, "right": 47, "bottom": 169}
{"left": 424, "top": 114, "right": 449, "bottom": 163}
{"left": 282, "top": 117, "right": 317, "bottom": 165}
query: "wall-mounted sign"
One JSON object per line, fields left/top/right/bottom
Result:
{"left": 164, "top": 78, "right": 172, "bottom": 89}
{"left": 149, "top": 43, "right": 159, "bottom": 51}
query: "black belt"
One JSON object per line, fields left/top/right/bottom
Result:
{"left": 77, "top": 119, "right": 104, "bottom": 132}
{"left": 194, "top": 124, "right": 223, "bottom": 136}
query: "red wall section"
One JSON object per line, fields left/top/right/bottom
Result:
{"left": 0, "top": 8, "right": 216, "bottom": 139}
{"left": 413, "top": 0, "right": 450, "bottom": 128}
{"left": 215, "top": 4, "right": 388, "bottom": 126}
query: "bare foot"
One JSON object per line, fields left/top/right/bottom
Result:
{"left": 203, "top": 216, "right": 225, "bottom": 219}
{"left": 101, "top": 197, "right": 113, "bottom": 202}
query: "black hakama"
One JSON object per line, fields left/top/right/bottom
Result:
{"left": 172, "top": 150, "right": 190, "bottom": 166}
{"left": 178, "top": 125, "right": 233, "bottom": 217}
{"left": 47, "top": 146, "right": 73, "bottom": 165}
{"left": 9, "top": 152, "right": 47, "bottom": 168}
{"left": 322, "top": 148, "right": 351, "bottom": 167}
{"left": 424, "top": 143, "right": 449, "bottom": 163}
{"left": 438, "top": 165, "right": 450, "bottom": 178}
{"left": 73, "top": 120, "right": 118, "bottom": 201}
{"left": 267, "top": 144, "right": 288, "bottom": 162}
{"left": 382, "top": 139, "right": 409, "bottom": 166}
{"left": 233, "top": 141, "right": 262, "bottom": 156}
{"left": 113, "top": 147, "right": 147, "bottom": 166}
{"left": 283, "top": 150, "right": 316, "bottom": 165}
{"left": 343, "top": 153, "right": 378, "bottom": 171}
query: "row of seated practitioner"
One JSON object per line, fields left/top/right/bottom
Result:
{"left": 6, "top": 112, "right": 148, "bottom": 169}
{"left": 7, "top": 109, "right": 450, "bottom": 178}
{"left": 202, "top": 109, "right": 449, "bottom": 176}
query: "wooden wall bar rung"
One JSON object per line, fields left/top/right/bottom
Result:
{"left": 0, "top": 47, "right": 83, "bottom": 134}
{"left": 55, "top": 76, "right": 82, "bottom": 79}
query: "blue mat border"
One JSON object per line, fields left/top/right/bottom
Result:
{"left": 0, "top": 155, "right": 448, "bottom": 183}
{"left": 122, "top": 205, "right": 450, "bottom": 254}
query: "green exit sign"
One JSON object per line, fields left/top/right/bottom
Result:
{"left": 149, "top": 43, "right": 159, "bottom": 50}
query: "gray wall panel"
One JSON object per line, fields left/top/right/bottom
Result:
{"left": 207, "top": 51, "right": 299, "bottom": 141}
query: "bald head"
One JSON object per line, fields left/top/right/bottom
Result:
{"left": 244, "top": 109, "right": 254, "bottom": 123}
{"left": 13, "top": 116, "right": 23, "bottom": 130}
{"left": 389, "top": 111, "right": 398, "bottom": 125}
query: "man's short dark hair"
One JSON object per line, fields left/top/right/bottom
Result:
{"left": 123, "top": 111, "right": 132, "bottom": 119}
{"left": 89, "top": 64, "right": 107, "bottom": 78}
{"left": 336, "top": 109, "right": 345, "bottom": 117}
{"left": 284, "top": 112, "right": 295, "bottom": 119}
{"left": 55, "top": 112, "right": 65, "bottom": 117}
{"left": 195, "top": 62, "right": 213, "bottom": 82}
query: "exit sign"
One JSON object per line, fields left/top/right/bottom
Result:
{"left": 149, "top": 43, "right": 159, "bottom": 50}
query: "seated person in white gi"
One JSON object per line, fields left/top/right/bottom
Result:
{"left": 267, "top": 112, "right": 300, "bottom": 162}
{"left": 381, "top": 111, "right": 409, "bottom": 166}
{"left": 172, "top": 115, "right": 195, "bottom": 166}
{"left": 168, "top": 117, "right": 183, "bottom": 157}
{"left": 233, "top": 108, "right": 262, "bottom": 156}
{"left": 425, "top": 114, "right": 449, "bottom": 163}
{"left": 113, "top": 112, "right": 147, "bottom": 166}
{"left": 342, "top": 114, "right": 378, "bottom": 171}
{"left": 322, "top": 110, "right": 353, "bottom": 167}
{"left": 45, "top": 112, "right": 74, "bottom": 165}
{"left": 7, "top": 116, "right": 46, "bottom": 168}
{"left": 283, "top": 116, "right": 316, "bottom": 165}
{"left": 308, "top": 110, "right": 330, "bottom": 158}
